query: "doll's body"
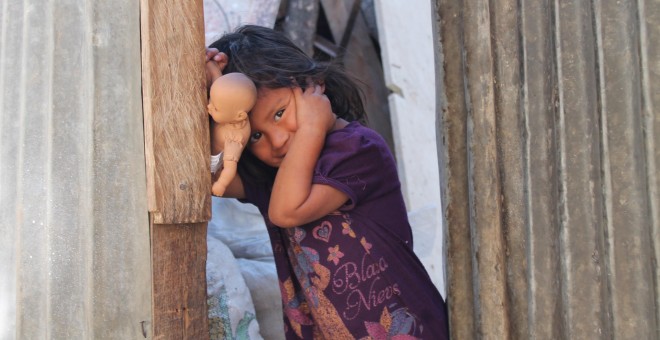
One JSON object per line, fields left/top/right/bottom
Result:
{"left": 208, "top": 72, "right": 256, "bottom": 196}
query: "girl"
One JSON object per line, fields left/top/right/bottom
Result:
{"left": 206, "top": 25, "right": 449, "bottom": 339}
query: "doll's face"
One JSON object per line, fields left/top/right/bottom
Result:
{"left": 207, "top": 100, "right": 245, "bottom": 124}
{"left": 207, "top": 73, "right": 256, "bottom": 124}
{"left": 247, "top": 87, "right": 298, "bottom": 167}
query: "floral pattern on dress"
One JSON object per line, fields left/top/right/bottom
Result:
{"left": 280, "top": 278, "right": 313, "bottom": 338}
{"left": 361, "top": 306, "right": 423, "bottom": 340}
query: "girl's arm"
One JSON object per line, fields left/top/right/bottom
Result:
{"left": 268, "top": 85, "right": 348, "bottom": 228}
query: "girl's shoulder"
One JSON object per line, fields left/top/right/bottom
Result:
{"left": 326, "top": 121, "right": 386, "bottom": 147}
{"left": 322, "top": 121, "right": 393, "bottom": 165}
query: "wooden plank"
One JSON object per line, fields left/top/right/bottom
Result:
{"left": 141, "top": 0, "right": 211, "bottom": 338}
{"left": 151, "top": 223, "right": 209, "bottom": 339}
{"left": 641, "top": 0, "right": 660, "bottom": 335}
{"left": 141, "top": 0, "right": 211, "bottom": 224}
{"left": 555, "top": 1, "right": 609, "bottom": 337}
{"left": 521, "top": 1, "right": 563, "bottom": 338}
{"left": 489, "top": 0, "right": 528, "bottom": 338}
{"left": 432, "top": 0, "right": 475, "bottom": 337}
{"left": 461, "top": 0, "right": 510, "bottom": 337}
{"left": 598, "top": 0, "right": 657, "bottom": 336}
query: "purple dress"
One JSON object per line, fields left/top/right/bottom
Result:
{"left": 242, "top": 121, "right": 448, "bottom": 339}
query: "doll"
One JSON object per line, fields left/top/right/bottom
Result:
{"left": 208, "top": 72, "right": 257, "bottom": 196}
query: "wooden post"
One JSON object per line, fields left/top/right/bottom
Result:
{"left": 140, "top": 0, "right": 211, "bottom": 338}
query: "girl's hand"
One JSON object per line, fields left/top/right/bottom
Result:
{"left": 292, "top": 83, "right": 335, "bottom": 135}
{"left": 205, "top": 48, "right": 228, "bottom": 90}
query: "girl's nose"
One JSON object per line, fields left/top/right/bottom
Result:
{"left": 270, "top": 129, "right": 288, "bottom": 154}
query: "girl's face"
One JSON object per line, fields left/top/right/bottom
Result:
{"left": 247, "top": 87, "right": 298, "bottom": 168}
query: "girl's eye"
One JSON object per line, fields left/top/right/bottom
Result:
{"left": 274, "top": 109, "right": 284, "bottom": 122}
{"left": 249, "top": 132, "right": 262, "bottom": 143}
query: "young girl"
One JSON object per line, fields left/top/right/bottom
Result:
{"left": 206, "top": 25, "right": 449, "bottom": 340}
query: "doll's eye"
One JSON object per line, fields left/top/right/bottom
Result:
{"left": 274, "top": 109, "right": 284, "bottom": 122}
{"left": 250, "top": 132, "right": 262, "bottom": 143}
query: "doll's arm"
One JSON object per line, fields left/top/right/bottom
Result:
{"left": 212, "top": 137, "right": 244, "bottom": 196}
{"left": 212, "top": 161, "right": 237, "bottom": 196}
{"left": 211, "top": 168, "right": 245, "bottom": 198}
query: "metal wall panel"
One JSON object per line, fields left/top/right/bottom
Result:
{"left": 433, "top": 0, "right": 659, "bottom": 338}
{"left": 0, "top": 0, "right": 152, "bottom": 338}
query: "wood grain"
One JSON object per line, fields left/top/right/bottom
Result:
{"left": 151, "top": 223, "right": 209, "bottom": 339}
{"left": 141, "top": 0, "right": 211, "bottom": 338}
{"left": 141, "top": 0, "right": 211, "bottom": 224}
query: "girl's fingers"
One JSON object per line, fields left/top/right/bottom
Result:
{"left": 204, "top": 49, "right": 229, "bottom": 71}
{"left": 291, "top": 86, "right": 302, "bottom": 101}
{"left": 300, "top": 83, "right": 322, "bottom": 97}
{"left": 206, "top": 48, "right": 226, "bottom": 63}
{"left": 205, "top": 48, "right": 219, "bottom": 62}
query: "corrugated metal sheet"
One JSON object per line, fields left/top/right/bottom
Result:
{"left": 0, "top": 0, "right": 152, "bottom": 338}
{"left": 433, "top": 0, "right": 659, "bottom": 338}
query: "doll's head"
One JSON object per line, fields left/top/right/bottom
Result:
{"left": 208, "top": 72, "right": 257, "bottom": 124}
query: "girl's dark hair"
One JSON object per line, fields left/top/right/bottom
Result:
{"left": 208, "top": 25, "right": 367, "bottom": 182}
